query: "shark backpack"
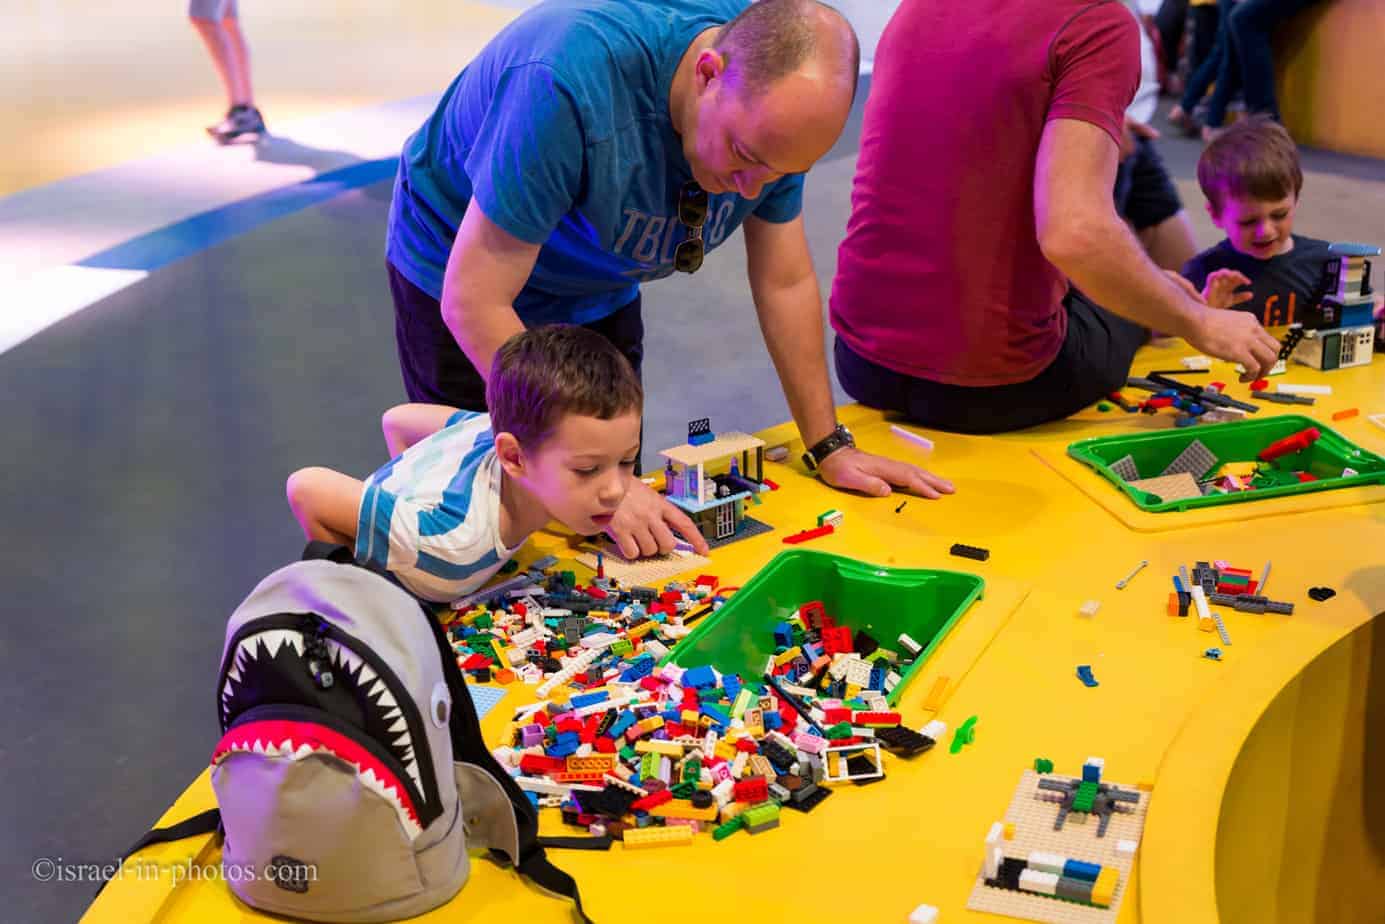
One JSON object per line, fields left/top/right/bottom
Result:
{"left": 108, "top": 543, "right": 603, "bottom": 922}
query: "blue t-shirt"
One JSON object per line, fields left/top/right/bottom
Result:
{"left": 1182, "top": 235, "right": 1333, "bottom": 326}
{"left": 385, "top": 0, "right": 806, "bottom": 325}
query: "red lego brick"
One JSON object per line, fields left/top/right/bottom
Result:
{"left": 783, "top": 524, "right": 834, "bottom": 545}
{"left": 1259, "top": 427, "right": 1321, "bottom": 462}
{"left": 586, "top": 584, "right": 608, "bottom": 600}
{"left": 695, "top": 574, "right": 719, "bottom": 590}
{"left": 821, "top": 625, "right": 853, "bottom": 655}
{"left": 1251, "top": 378, "right": 1269, "bottom": 392}
{"left": 632, "top": 789, "right": 674, "bottom": 812}
{"left": 512, "top": 602, "right": 527, "bottom": 617}
{"left": 460, "top": 653, "right": 493, "bottom": 670}
{"left": 798, "top": 600, "right": 826, "bottom": 628}
{"left": 639, "top": 677, "right": 662, "bottom": 692}
{"left": 763, "top": 478, "right": 780, "bottom": 491}
{"left": 594, "top": 737, "right": 617, "bottom": 754}
{"left": 824, "top": 707, "right": 852, "bottom": 724}
{"left": 735, "top": 738, "right": 760, "bottom": 753}
{"left": 660, "top": 591, "right": 683, "bottom": 606}
{"left": 734, "top": 778, "right": 768, "bottom": 803}
{"left": 520, "top": 754, "right": 567, "bottom": 775}
{"left": 853, "top": 711, "right": 902, "bottom": 726}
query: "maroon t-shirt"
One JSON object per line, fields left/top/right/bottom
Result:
{"left": 830, "top": 1, "right": 1140, "bottom": 386}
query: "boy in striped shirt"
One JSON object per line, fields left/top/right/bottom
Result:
{"left": 286, "top": 325, "right": 645, "bottom": 602}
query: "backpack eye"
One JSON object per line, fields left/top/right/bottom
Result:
{"left": 431, "top": 682, "right": 450, "bottom": 728}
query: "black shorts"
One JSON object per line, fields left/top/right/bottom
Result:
{"left": 387, "top": 262, "right": 645, "bottom": 411}
{"left": 833, "top": 289, "right": 1148, "bottom": 434}
{"left": 1114, "top": 137, "right": 1183, "bottom": 232}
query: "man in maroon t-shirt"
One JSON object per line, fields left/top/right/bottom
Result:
{"left": 829, "top": 0, "right": 1280, "bottom": 433}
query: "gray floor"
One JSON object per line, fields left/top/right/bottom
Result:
{"left": 3, "top": 88, "right": 1384, "bottom": 923}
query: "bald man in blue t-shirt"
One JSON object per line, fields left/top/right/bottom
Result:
{"left": 385, "top": 0, "right": 954, "bottom": 559}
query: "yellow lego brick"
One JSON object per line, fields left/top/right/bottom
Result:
{"left": 844, "top": 683, "right": 862, "bottom": 700}
{"left": 715, "top": 741, "right": 738, "bottom": 761}
{"left": 1002, "top": 823, "right": 1015, "bottom": 840}
{"left": 651, "top": 801, "right": 718, "bottom": 822}
{"left": 1091, "top": 867, "right": 1118, "bottom": 907}
{"left": 921, "top": 675, "right": 949, "bottom": 712}
{"left": 490, "top": 639, "right": 509, "bottom": 664}
{"left": 773, "top": 646, "right": 802, "bottom": 667}
{"left": 731, "top": 688, "right": 754, "bottom": 719}
{"left": 622, "top": 825, "right": 694, "bottom": 849}
{"left": 1218, "top": 461, "right": 1258, "bottom": 479}
{"left": 749, "top": 755, "right": 776, "bottom": 779}
{"left": 627, "top": 620, "right": 655, "bottom": 640}
{"left": 635, "top": 740, "right": 684, "bottom": 757}
{"left": 681, "top": 709, "right": 700, "bottom": 725}
{"left": 1199, "top": 614, "right": 1216, "bottom": 632}
{"left": 588, "top": 610, "right": 610, "bottom": 620}
{"left": 549, "top": 686, "right": 572, "bottom": 704}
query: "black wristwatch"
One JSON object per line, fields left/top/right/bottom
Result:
{"left": 802, "top": 423, "right": 855, "bottom": 471}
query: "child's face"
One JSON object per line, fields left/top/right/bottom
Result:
{"left": 1208, "top": 191, "right": 1297, "bottom": 259}
{"left": 510, "top": 411, "right": 642, "bottom": 536}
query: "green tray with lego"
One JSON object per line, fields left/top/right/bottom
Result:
{"left": 1067, "top": 414, "right": 1385, "bottom": 513}
{"left": 659, "top": 549, "right": 984, "bottom": 706}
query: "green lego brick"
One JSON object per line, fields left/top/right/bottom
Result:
{"left": 611, "top": 639, "right": 633, "bottom": 657}
{"left": 712, "top": 815, "right": 745, "bottom": 841}
{"left": 681, "top": 758, "right": 702, "bottom": 783}
{"left": 742, "top": 802, "right": 781, "bottom": 827}
{"left": 670, "top": 782, "right": 696, "bottom": 799}
{"left": 473, "top": 613, "right": 493, "bottom": 629}
{"left": 825, "top": 722, "right": 853, "bottom": 740}
{"left": 1034, "top": 758, "right": 1054, "bottom": 774}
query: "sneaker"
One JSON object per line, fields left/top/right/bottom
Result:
{"left": 207, "top": 105, "right": 266, "bottom": 145}
{"left": 1167, "top": 104, "right": 1201, "bottom": 138}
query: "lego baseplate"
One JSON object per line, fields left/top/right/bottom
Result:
{"left": 1126, "top": 472, "right": 1203, "bottom": 501}
{"left": 704, "top": 514, "right": 774, "bottom": 550}
{"left": 966, "top": 770, "right": 1150, "bottom": 924}
{"left": 572, "top": 548, "right": 712, "bottom": 585}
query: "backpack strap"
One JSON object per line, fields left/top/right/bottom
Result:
{"left": 92, "top": 809, "right": 222, "bottom": 899}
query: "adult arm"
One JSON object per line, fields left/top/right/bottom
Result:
{"left": 743, "top": 213, "right": 954, "bottom": 499}
{"left": 1034, "top": 118, "right": 1280, "bottom": 378}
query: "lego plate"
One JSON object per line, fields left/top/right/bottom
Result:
{"left": 1065, "top": 415, "right": 1385, "bottom": 513}
{"left": 659, "top": 549, "right": 984, "bottom": 706}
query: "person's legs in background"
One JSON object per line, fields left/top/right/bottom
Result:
{"left": 1227, "top": 0, "right": 1327, "bottom": 122}
{"left": 1170, "top": 0, "right": 1233, "bottom": 135}
{"left": 1153, "top": 0, "right": 1190, "bottom": 95}
{"left": 189, "top": 0, "right": 266, "bottom": 143}
{"left": 1120, "top": 137, "right": 1197, "bottom": 272}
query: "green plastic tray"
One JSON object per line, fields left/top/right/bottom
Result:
{"left": 1067, "top": 414, "right": 1385, "bottom": 512}
{"left": 659, "top": 549, "right": 984, "bottom": 706}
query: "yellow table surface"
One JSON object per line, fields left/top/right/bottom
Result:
{"left": 83, "top": 340, "right": 1385, "bottom": 923}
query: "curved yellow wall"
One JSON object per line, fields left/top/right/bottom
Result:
{"left": 1277, "top": 0, "right": 1385, "bottom": 159}
{"left": 1216, "top": 618, "right": 1385, "bottom": 923}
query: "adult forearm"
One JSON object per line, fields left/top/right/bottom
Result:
{"left": 1047, "top": 215, "right": 1202, "bottom": 337}
{"left": 750, "top": 275, "right": 839, "bottom": 448}
{"left": 439, "top": 291, "right": 526, "bottom": 380}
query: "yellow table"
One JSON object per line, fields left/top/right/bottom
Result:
{"left": 83, "top": 341, "right": 1385, "bottom": 923}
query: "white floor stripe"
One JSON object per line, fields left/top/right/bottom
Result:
{"left": 0, "top": 264, "right": 147, "bottom": 355}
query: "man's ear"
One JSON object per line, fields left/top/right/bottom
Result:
{"left": 1205, "top": 199, "right": 1219, "bottom": 223}
{"left": 494, "top": 431, "right": 526, "bottom": 479}
{"left": 695, "top": 48, "right": 727, "bottom": 91}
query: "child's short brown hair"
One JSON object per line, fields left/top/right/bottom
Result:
{"left": 486, "top": 325, "right": 643, "bottom": 447}
{"left": 1197, "top": 116, "right": 1304, "bottom": 216}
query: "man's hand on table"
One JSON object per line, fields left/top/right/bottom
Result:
{"left": 817, "top": 446, "right": 955, "bottom": 499}
{"left": 605, "top": 478, "right": 710, "bottom": 559}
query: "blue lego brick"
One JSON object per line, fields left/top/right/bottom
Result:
{"left": 1076, "top": 665, "right": 1099, "bottom": 688}
{"left": 1082, "top": 761, "right": 1103, "bottom": 783}
{"left": 868, "top": 666, "right": 886, "bottom": 690}
{"left": 682, "top": 665, "right": 717, "bottom": 689}
{"left": 700, "top": 703, "right": 730, "bottom": 726}
{"left": 1063, "top": 859, "right": 1102, "bottom": 882}
{"left": 570, "top": 691, "right": 609, "bottom": 709}
{"left": 773, "top": 621, "right": 794, "bottom": 649}
{"left": 662, "top": 709, "right": 684, "bottom": 724}
{"left": 722, "top": 674, "right": 742, "bottom": 703}
{"left": 688, "top": 431, "right": 715, "bottom": 446}
{"left": 607, "top": 713, "right": 636, "bottom": 738}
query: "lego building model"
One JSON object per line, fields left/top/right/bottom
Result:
{"left": 1290, "top": 242, "right": 1380, "bottom": 371}
{"left": 660, "top": 418, "right": 774, "bottom": 547}
{"left": 967, "top": 759, "right": 1150, "bottom": 924}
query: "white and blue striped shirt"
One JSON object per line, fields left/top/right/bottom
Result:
{"left": 354, "top": 410, "right": 524, "bottom": 602}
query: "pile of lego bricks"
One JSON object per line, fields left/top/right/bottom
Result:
{"left": 1107, "top": 430, "right": 1337, "bottom": 505}
{"left": 439, "top": 557, "right": 728, "bottom": 686}
{"left": 483, "top": 600, "right": 943, "bottom": 847}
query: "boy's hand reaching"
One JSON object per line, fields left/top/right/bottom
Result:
{"left": 1202, "top": 268, "right": 1254, "bottom": 310}
{"left": 605, "top": 479, "right": 710, "bottom": 560}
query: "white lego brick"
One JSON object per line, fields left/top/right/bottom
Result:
{"left": 898, "top": 633, "right": 923, "bottom": 657}
{"left": 1278, "top": 382, "right": 1331, "bottom": 395}
{"left": 515, "top": 777, "right": 602, "bottom": 796}
{"left": 908, "top": 904, "right": 939, "bottom": 924}
{"left": 985, "top": 821, "right": 1004, "bottom": 847}
{"left": 1117, "top": 838, "right": 1139, "bottom": 856}
{"left": 1181, "top": 355, "right": 1212, "bottom": 370}
{"left": 492, "top": 745, "right": 516, "bottom": 768}
{"left": 1078, "top": 600, "right": 1101, "bottom": 618}
{"left": 1084, "top": 756, "right": 1106, "bottom": 771}
{"left": 1027, "top": 851, "right": 1066, "bottom": 874}
{"left": 712, "top": 778, "right": 735, "bottom": 806}
{"left": 983, "top": 845, "right": 1004, "bottom": 880}
{"left": 1019, "top": 869, "right": 1060, "bottom": 896}
{"left": 921, "top": 720, "right": 947, "bottom": 740}
{"left": 1191, "top": 585, "right": 1212, "bottom": 622}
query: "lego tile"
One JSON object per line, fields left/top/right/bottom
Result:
{"left": 572, "top": 548, "right": 712, "bottom": 585}
{"left": 1159, "top": 439, "right": 1218, "bottom": 479}
{"left": 966, "top": 770, "right": 1149, "bottom": 924}
{"left": 704, "top": 514, "right": 774, "bottom": 550}
{"left": 1109, "top": 454, "right": 1140, "bottom": 482}
{"left": 1126, "top": 472, "right": 1202, "bottom": 502}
